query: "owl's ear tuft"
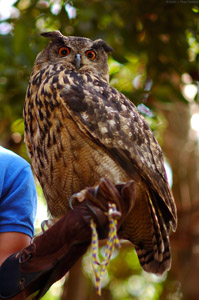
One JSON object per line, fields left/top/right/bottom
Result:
{"left": 41, "top": 31, "right": 64, "bottom": 41}
{"left": 92, "top": 39, "right": 113, "bottom": 54}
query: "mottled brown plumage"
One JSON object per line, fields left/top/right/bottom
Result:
{"left": 23, "top": 30, "right": 177, "bottom": 275}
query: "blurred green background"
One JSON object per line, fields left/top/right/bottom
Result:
{"left": 0, "top": 0, "right": 199, "bottom": 299}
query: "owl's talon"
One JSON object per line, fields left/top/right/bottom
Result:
{"left": 68, "top": 191, "right": 83, "bottom": 209}
{"left": 93, "top": 185, "right": 99, "bottom": 200}
{"left": 41, "top": 219, "right": 54, "bottom": 232}
{"left": 68, "top": 194, "right": 77, "bottom": 209}
{"left": 93, "top": 178, "right": 107, "bottom": 200}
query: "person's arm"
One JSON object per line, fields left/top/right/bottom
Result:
{"left": 0, "top": 158, "right": 37, "bottom": 265}
{"left": 0, "top": 149, "right": 37, "bottom": 299}
{"left": 0, "top": 232, "right": 31, "bottom": 266}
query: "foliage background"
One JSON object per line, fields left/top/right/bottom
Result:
{"left": 0, "top": 0, "right": 199, "bottom": 299}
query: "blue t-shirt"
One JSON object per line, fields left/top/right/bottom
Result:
{"left": 0, "top": 146, "right": 37, "bottom": 238}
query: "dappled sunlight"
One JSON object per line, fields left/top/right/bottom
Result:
{"left": 191, "top": 113, "right": 199, "bottom": 132}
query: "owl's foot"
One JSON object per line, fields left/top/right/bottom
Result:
{"left": 68, "top": 177, "right": 135, "bottom": 227}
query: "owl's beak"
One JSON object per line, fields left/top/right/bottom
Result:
{"left": 74, "top": 54, "right": 81, "bottom": 70}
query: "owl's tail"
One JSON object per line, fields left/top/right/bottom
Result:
{"left": 119, "top": 183, "right": 174, "bottom": 275}
{"left": 135, "top": 190, "right": 172, "bottom": 275}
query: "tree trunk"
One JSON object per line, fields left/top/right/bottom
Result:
{"left": 161, "top": 100, "right": 199, "bottom": 300}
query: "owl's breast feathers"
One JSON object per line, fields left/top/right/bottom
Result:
{"left": 24, "top": 66, "right": 177, "bottom": 274}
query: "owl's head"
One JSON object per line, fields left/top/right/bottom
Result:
{"left": 35, "top": 31, "right": 113, "bottom": 82}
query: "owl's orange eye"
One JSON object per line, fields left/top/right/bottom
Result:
{"left": 85, "top": 50, "right": 96, "bottom": 60}
{"left": 58, "top": 47, "right": 70, "bottom": 57}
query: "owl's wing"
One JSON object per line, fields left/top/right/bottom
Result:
{"left": 59, "top": 72, "right": 177, "bottom": 230}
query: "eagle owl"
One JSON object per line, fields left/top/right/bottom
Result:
{"left": 24, "top": 31, "right": 177, "bottom": 275}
